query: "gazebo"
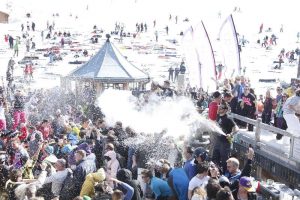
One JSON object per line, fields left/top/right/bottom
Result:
{"left": 61, "top": 35, "right": 150, "bottom": 96}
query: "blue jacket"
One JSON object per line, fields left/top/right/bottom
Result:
{"left": 150, "top": 177, "right": 173, "bottom": 199}
{"left": 168, "top": 168, "right": 189, "bottom": 200}
{"left": 183, "top": 159, "right": 197, "bottom": 180}
{"left": 120, "top": 182, "right": 134, "bottom": 200}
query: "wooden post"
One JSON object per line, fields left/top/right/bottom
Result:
{"left": 255, "top": 118, "right": 261, "bottom": 146}
{"left": 289, "top": 136, "right": 294, "bottom": 159}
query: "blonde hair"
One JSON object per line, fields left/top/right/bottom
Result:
{"left": 112, "top": 190, "right": 123, "bottom": 200}
{"left": 191, "top": 187, "right": 207, "bottom": 200}
{"left": 226, "top": 157, "right": 240, "bottom": 167}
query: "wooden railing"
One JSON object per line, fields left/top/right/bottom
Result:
{"left": 229, "top": 113, "right": 300, "bottom": 162}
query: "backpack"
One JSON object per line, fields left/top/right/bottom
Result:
{"left": 59, "top": 170, "right": 76, "bottom": 200}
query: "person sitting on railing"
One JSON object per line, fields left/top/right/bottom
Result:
{"left": 224, "top": 147, "right": 254, "bottom": 200}
{"left": 283, "top": 88, "right": 300, "bottom": 136}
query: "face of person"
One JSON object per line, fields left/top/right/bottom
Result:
{"left": 183, "top": 149, "right": 191, "bottom": 160}
{"left": 196, "top": 156, "right": 203, "bottom": 164}
{"left": 217, "top": 106, "right": 227, "bottom": 115}
{"left": 244, "top": 86, "right": 250, "bottom": 94}
{"left": 226, "top": 162, "right": 237, "bottom": 174}
{"left": 238, "top": 184, "right": 248, "bottom": 197}
{"left": 277, "top": 88, "right": 282, "bottom": 94}
{"left": 54, "top": 162, "right": 63, "bottom": 171}
{"left": 99, "top": 121, "right": 106, "bottom": 128}
{"left": 223, "top": 96, "right": 231, "bottom": 102}
{"left": 141, "top": 175, "right": 150, "bottom": 184}
{"left": 83, "top": 120, "right": 90, "bottom": 128}
{"left": 216, "top": 96, "right": 222, "bottom": 104}
{"left": 12, "top": 142, "right": 19, "bottom": 150}
{"left": 209, "top": 164, "right": 219, "bottom": 176}
{"left": 75, "top": 153, "right": 83, "bottom": 163}
{"left": 282, "top": 95, "right": 288, "bottom": 102}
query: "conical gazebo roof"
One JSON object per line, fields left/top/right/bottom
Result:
{"left": 67, "top": 37, "right": 149, "bottom": 83}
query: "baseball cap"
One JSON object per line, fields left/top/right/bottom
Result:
{"left": 239, "top": 176, "right": 255, "bottom": 192}
{"left": 45, "top": 145, "right": 54, "bottom": 155}
{"left": 193, "top": 147, "right": 208, "bottom": 163}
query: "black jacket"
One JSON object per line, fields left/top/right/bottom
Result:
{"left": 117, "top": 168, "right": 143, "bottom": 200}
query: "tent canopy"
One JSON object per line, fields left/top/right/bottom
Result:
{"left": 67, "top": 37, "right": 149, "bottom": 83}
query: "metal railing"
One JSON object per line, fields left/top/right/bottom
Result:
{"left": 229, "top": 113, "right": 300, "bottom": 162}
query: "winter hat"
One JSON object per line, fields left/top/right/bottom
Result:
{"left": 239, "top": 176, "right": 255, "bottom": 192}
{"left": 61, "top": 144, "right": 76, "bottom": 154}
{"left": 35, "top": 132, "right": 42, "bottom": 141}
{"left": 83, "top": 195, "right": 91, "bottom": 200}
{"left": 45, "top": 145, "right": 54, "bottom": 155}
{"left": 117, "top": 168, "right": 132, "bottom": 182}
{"left": 67, "top": 133, "right": 78, "bottom": 145}
{"left": 77, "top": 142, "right": 91, "bottom": 155}
{"left": 93, "top": 168, "right": 106, "bottom": 182}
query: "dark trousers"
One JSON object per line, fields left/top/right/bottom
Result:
{"left": 212, "top": 138, "right": 231, "bottom": 173}
{"left": 262, "top": 113, "right": 271, "bottom": 124}
{"left": 241, "top": 110, "right": 256, "bottom": 131}
{"left": 168, "top": 73, "right": 173, "bottom": 82}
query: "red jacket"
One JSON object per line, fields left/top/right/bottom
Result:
{"left": 208, "top": 101, "right": 219, "bottom": 121}
{"left": 18, "top": 126, "right": 28, "bottom": 141}
{"left": 38, "top": 124, "right": 52, "bottom": 140}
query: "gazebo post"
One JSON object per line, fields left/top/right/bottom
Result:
{"left": 123, "top": 83, "right": 129, "bottom": 90}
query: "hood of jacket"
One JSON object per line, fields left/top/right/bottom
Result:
{"left": 116, "top": 168, "right": 132, "bottom": 182}
{"left": 86, "top": 168, "right": 106, "bottom": 183}
{"left": 104, "top": 150, "right": 117, "bottom": 161}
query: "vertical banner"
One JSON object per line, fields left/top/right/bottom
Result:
{"left": 182, "top": 26, "right": 201, "bottom": 89}
{"left": 218, "top": 14, "right": 241, "bottom": 79}
{"left": 193, "top": 21, "right": 217, "bottom": 92}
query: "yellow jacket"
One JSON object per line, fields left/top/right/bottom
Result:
{"left": 80, "top": 168, "right": 106, "bottom": 197}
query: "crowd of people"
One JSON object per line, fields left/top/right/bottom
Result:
{"left": 183, "top": 75, "right": 300, "bottom": 141}
{"left": 1, "top": 7, "right": 300, "bottom": 200}
{"left": 0, "top": 78, "right": 263, "bottom": 200}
